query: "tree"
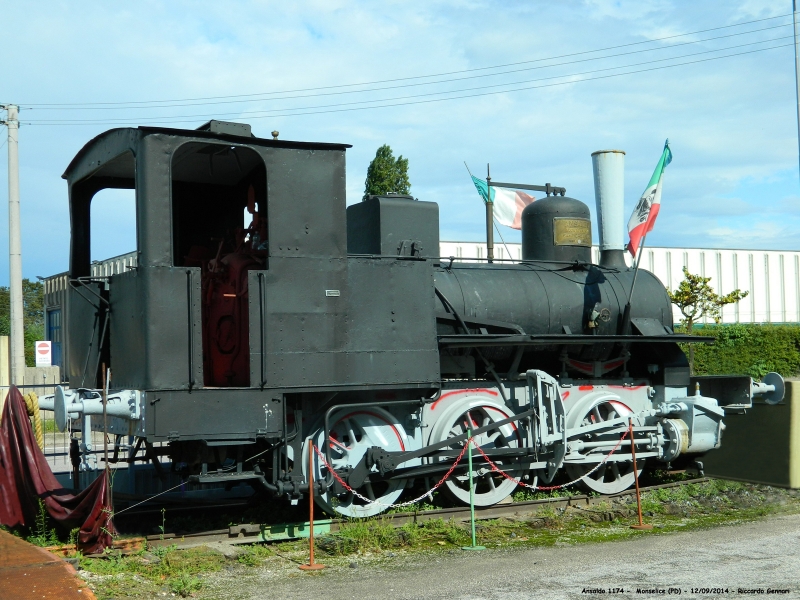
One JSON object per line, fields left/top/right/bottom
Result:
{"left": 0, "top": 279, "right": 45, "bottom": 366}
{"left": 363, "top": 144, "right": 410, "bottom": 200}
{"left": 667, "top": 266, "right": 748, "bottom": 373}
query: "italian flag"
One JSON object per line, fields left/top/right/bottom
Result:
{"left": 627, "top": 139, "right": 672, "bottom": 257}
{"left": 471, "top": 176, "right": 535, "bottom": 230}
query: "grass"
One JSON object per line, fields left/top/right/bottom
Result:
{"left": 512, "top": 487, "right": 580, "bottom": 502}
{"left": 77, "top": 479, "right": 800, "bottom": 599}
{"left": 80, "top": 544, "right": 228, "bottom": 599}
{"left": 26, "top": 499, "right": 61, "bottom": 547}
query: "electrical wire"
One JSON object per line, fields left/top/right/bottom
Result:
{"left": 25, "top": 20, "right": 794, "bottom": 111}
{"left": 24, "top": 41, "right": 792, "bottom": 126}
{"left": 22, "top": 12, "right": 794, "bottom": 109}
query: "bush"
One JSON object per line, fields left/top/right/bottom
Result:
{"left": 680, "top": 324, "right": 800, "bottom": 378}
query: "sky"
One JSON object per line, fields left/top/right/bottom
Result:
{"left": 0, "top": 0, "right": 798, "bottom": 283}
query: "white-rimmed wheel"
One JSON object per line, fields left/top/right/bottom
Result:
{"left": 428, "top": 394, "right": 525, "bottom": 507}
{"left": 564, "top": 397, "right": 644, "bottom": 494}
{"left": 303, "top": 408, "right": 407, "bottom": 518}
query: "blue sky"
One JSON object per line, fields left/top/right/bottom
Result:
{"left": 0, "top": 0, "right": 798, "bottom": 283}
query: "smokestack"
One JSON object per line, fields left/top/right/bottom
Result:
{"left": 591, "top": 149, "right": 627, "bottom": 268}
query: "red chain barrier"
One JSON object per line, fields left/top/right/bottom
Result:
{"left": 472, "top": 428, "right": 630, "bottom": 490}
{"left": 311, "top": 426, "right": 633, "bottom": 506}
{"left": 312, "top": 437, "right": 472, "bottom": 508}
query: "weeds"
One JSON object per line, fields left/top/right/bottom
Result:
{"left": 236, "top": 543, "right": 273, "bottom": 566}
{"left": 26, "top": 499, "right": 60, "bottom": 547}
{"left": 80, "top": 478, "right": 800, "bottom": 599}
{"left": 169, "top": 574, "right": 203, "bottom": 597}
{"left": 80, "top": 544, "right": 227, "bottom": 600}
{"left": 513, "top": 488, "right": 578, "bottom": 502}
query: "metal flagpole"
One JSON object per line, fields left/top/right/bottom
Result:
{"left": 619, "top": 231, "right": 648, "bottom": 337}
{"left": 794, "top": 1, "right": 800, "bottom": 183}
{"left": 464, "top": 162, "right": 512, "bottom": 260}
{"left": 2, "top": 105, "right": 25, "bottom": 386}
{"left": 627, "top": 230, "right": 649, "bottom": 306}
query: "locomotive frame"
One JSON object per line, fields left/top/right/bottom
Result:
{"left": 42, "top": 120, "right": 783, "bottom": 517}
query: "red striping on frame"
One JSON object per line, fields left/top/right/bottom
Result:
{"left": 608, "top": 385, "right": 645, "bottom": 390}
{"left": 431, "top": 388, "right": 498, "bottom": 411}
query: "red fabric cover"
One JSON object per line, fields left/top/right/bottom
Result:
{"left": 0, "top": 386, "right": 115, "bottom": 554}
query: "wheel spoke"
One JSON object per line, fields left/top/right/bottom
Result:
{"left": 345, "top": 419, "right": 358, "bottom": 447}
{"left": 594, "top": 464, "right": 607, "bottom": 481}
{"left": 364, "top": 481, "right": 376, "bottom": 501}
{"left": 437, "top": 399, "right": 522, "bottom": 507}
{"left": 312, "top": 410, "right": 407, "bottom": 518}
{"left": 565, "top": 400, "right": 643, "bottom": 494}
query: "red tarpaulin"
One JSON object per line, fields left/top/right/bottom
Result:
{"left": 0, "top": 386, "right": 115, "bottom": 554}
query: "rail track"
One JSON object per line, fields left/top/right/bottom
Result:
{"left": 139, "top": 478, "right": 708, "bottom": 549}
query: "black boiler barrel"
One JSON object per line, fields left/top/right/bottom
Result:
{"left": 434, "top": 263, "right": 672, "bottom": 336}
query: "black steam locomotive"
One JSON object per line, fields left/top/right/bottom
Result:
{"left": 46, "top": 120, "right": 782, "bottom": 517}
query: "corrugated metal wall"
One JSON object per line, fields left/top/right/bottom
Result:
{"left": 439, "top": 242, "right": 800, "bottom": 325}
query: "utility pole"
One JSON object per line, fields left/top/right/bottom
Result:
{"left": 485, "top": 164, "right": 494, "bottom": 263}
{"left": 794, "top": 1, "right": 800, "bottom": 182}
{"left": 3, "top": 105, "right": 25, "bottom": 385}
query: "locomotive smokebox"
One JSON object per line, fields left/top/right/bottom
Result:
{"left": 591, "top": 149, "right": 627, "bottom": 268}
{"left": 520, "top": 195, "right": 592, "bottom": 262}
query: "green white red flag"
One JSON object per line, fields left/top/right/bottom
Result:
{"left": 470, "top": 175, "right": 535, "bottom": 230}
{"left": 627, "top": 140, "right": 672, "bottom": 257}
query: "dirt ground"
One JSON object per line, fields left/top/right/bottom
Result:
{"left": 75, "top": 480, "right": 800, "bottom": 599}
{"left": 198, "top": 512, "right": 800, "bottom": 600}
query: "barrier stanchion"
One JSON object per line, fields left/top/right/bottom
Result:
{"left": 462, "top": 429, "right": 485, "bottom": 551}
{"left": 300, "top": 443, "right": 326, "bottom": 570}
{"left": 628, "top": 418, "right": 652, "bottom": 531}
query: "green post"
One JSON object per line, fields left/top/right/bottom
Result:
{"left": 462, "top": 428, "right": 485, "bottom": 551}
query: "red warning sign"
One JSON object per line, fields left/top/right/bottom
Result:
{"left": 35, "top": 341, "right": 51, "bottom": 366}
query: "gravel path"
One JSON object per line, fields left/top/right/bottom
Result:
{"left": 202, "top": 513, "right": 800, "bottom": 600}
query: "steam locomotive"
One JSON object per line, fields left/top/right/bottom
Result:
{"left": 42, "top": 120, "right": 784, "bottom": 517}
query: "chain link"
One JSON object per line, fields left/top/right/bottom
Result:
{"left": 313, "top": 438, "right": 472, "bottom": 508}
{"left": 472, "top": 428, "right": 630, "bottom": 490}
{"left": 311, "top": 426, "right": 631, "bottom": 507}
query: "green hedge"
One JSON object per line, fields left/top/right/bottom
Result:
{"left": 679, "top": 324, "right": 800, "bottom": 378}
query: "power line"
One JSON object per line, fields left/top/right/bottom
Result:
{"left": 23, "top": 12, "right": 794, "bottom": 109}
{"left": 25, "top": 21, "right": 794, "bottom": 112}
{"left": 25, "top": 39, "right": 791, "bottom": 125}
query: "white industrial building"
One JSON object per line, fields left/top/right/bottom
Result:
{"left": 439, "top": 241, "right": 800, "bottom": 325}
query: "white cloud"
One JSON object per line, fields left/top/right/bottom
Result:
{"left": 0, "top": 0, "right": 798, "bottom": 282}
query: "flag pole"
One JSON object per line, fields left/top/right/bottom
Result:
{"left": 620, "top": 231, "right": 648, "bottom": 336}
{"left": 493, "top": 222, "right": 513, "bottom": 261}
{"left": 627, "top": 231, "right": 648, "bottom": 305}
{"left": 463, "top": 162, "right": 514, "bottom": 261}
